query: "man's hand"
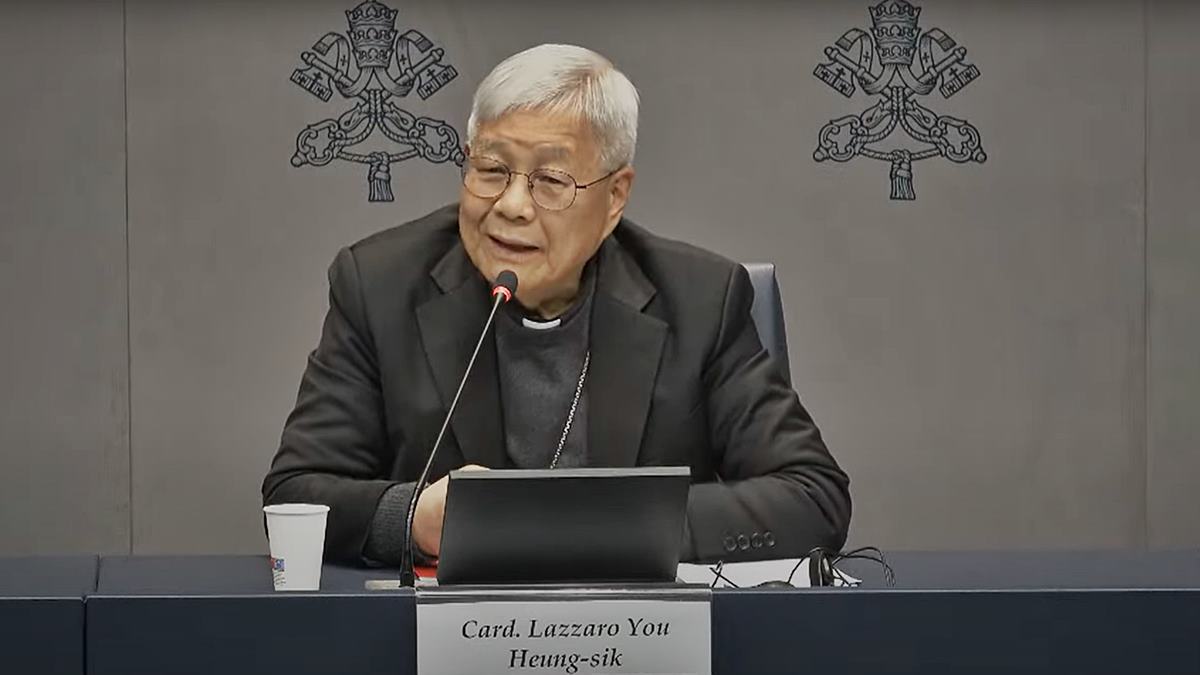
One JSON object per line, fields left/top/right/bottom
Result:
{"left": 412, "top": 464, "right": 489, "bottom": 558}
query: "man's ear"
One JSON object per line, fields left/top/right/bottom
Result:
{"left": 603, "top": 165, "right": 636, "bottom": 236}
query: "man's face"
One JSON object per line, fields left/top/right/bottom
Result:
{"left": 458, "top": 109, "right": 634, "bottom": 315}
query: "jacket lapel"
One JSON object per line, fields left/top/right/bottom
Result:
{"left": 416, "top": 244, "right": 511, "bottom": 470}
{"left": 586, "top": 234, "right": 667, "bottom": 467}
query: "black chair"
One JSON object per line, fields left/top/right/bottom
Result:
{"left": 741, "top": 263, "right": 791, "bottom": 385}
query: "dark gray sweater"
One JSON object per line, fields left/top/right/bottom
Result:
{"left": 494, "top": 269, "right": 593, "bottom": 470}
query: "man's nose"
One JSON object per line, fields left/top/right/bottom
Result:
{"left": 494, "top": 175, "right": 537, "bottom": 223}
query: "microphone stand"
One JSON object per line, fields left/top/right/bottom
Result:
{"left": 399, "top": 279, "right": 514, "bottom": 587}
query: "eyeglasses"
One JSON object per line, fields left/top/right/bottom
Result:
{"left": 461, "top": 156, "right": 620, "bottom": 211}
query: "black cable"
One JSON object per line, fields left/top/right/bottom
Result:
{"left": 840, "top": 554, "right": 894, "bottom": 586}
{"left": 829, "top": 565, "right": 855, "bottom": 587}
{"left": 788, "top": 547, "right": 831, "bottom": 586}
{"left": 707, "top": 546, "right": 896, "bottom": 589}
{"left": 708, "top": 560, "right": 741, "bottom": 588}
{"left": 831, "top": 547, "right": 896, "bottom": 587}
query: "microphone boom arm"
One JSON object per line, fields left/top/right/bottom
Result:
{"left": 400, "top": 273, "right": 516, "bottom": 586}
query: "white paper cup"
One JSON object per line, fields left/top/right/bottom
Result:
{"left": 263, "top": 503, "right": 330, "bottom": 591}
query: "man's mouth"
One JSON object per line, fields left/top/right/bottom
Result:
{"left": 487, "top": 234, "right": 540, "bottom": 256}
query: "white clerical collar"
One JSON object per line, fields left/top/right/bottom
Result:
{"left": 521, "top": 316, "right": 562, "bottom": 330}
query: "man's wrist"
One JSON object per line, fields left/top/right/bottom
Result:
{"left": 362, "top": 481, "right": 419, "bottom": 566}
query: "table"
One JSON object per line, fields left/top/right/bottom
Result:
{"left": 76, "top": 550, "right": 1200, "bottom": 674}
{"left": 0, "top": 555, "right": 96, "bottom": 675}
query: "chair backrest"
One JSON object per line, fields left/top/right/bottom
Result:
{"left": 741, "top": 263, "right": 792, "bottom": 385}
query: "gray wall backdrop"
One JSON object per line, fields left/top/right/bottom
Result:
{"left": 1, "top": 0, "right": 1196, "bottom": 555}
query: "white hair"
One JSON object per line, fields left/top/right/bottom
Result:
{"left": 467, "top": 44, "right": 640, "bottom": 171}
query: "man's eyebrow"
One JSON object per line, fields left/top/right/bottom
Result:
{"left": 472, "top": 140, "right": 573, "bottom": 164}
{"left": 472, "top": 139, "right": 508, "bottom": 155}
{"left": 533, "top": 145, "right": 572, "bottom": 162}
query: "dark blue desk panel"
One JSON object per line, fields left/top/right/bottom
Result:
{"left": 0, "top": 555, "right": 96, "bottom": 675}
{"left": 88, "top": 556, "right": 415, "bottom": 675}
{"left": 718, "top": 550, "right": 1200, "bottom": 675}
{"left": 86, "top": 552, "right": 1200, "bottom": 675}
{"left": 715, "top": 588, "right": 1200, "bottom": 675}
{"left": 840, "top": 549, "right": 1200, "bottom": 589}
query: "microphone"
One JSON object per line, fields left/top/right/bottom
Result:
{"left": 400, "top": 270, "right": 518, "bottom": 586}
{"left": 492, "top": 270, "right": 517, "bottom": 303}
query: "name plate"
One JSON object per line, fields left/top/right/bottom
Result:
{"left": 417, "top": 586, "right": 711, "bottom": 675}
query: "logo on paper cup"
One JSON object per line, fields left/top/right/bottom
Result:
{"left": 270, "top": 556, "right": 286, "bottom": 586}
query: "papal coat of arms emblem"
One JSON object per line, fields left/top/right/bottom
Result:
{"left": 813, "top": 0, "right": 986, "bottom": 200}
{"left": 289, "top": 1, "right": 464, "bottom": 202}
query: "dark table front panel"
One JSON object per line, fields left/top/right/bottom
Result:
{"left": 82, "top": 552, "right": 1200, "bottom": 675}
{"left": 89, "top": 555, "right": 415, "bottom": 675}
{"left": 715, "top": 588, "right": 1200, "bottom": 675}
{"left": 87, "top": 594, "right": 415, "bottom": 675}
{"left": 719, "top": 550, "right": 1200, "bottom": 675}
{"left": 0, "top": 555, "right": 96, "bottom": 675}
{"left": 840, "top": 549, "right": 1200, "bottom": 589}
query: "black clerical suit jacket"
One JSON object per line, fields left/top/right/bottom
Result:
{"left": 262, "top": 204, "right": 851, "bottom": 564}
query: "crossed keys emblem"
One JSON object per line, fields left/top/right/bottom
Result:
{"left": 289, "top": 1, "right": 464, "bottom": 202}
{"left": 813, "top": 0, "right": 986, "bottom": 200}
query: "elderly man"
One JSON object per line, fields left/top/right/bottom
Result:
{"left": 263, "top": 44, "right": 850, "bottom": 566}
